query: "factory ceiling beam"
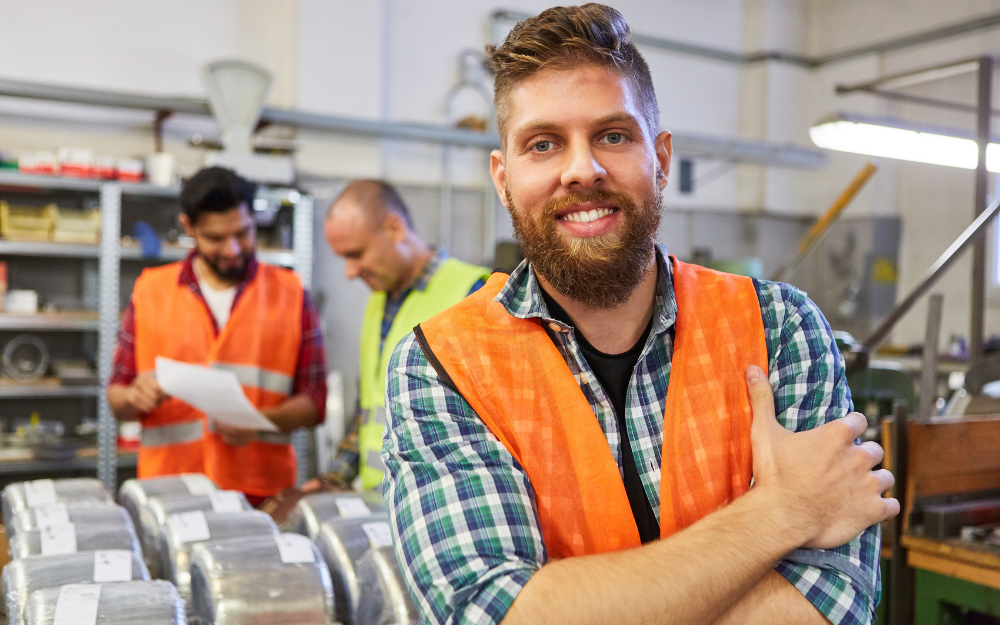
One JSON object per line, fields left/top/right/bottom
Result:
{"left": 0, "top": 77, "right": 826, "bottom": 169}
{"left": 491, "top": 9, "right": 1000, "bottom": 68}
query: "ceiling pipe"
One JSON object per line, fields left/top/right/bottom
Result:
{"left": 490, "top": 9, "right": 1000, "bottom": 69}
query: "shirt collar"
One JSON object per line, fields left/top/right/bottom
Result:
{"left": 387, "top": 248, "right": 446, "bottom": 302}
{"left": 178, "top": 249, "right": 259, "bottom": 291}
{"left": 496, "top": 243, "right": 677, "bottom": 336}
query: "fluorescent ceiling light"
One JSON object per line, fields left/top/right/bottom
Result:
{"left": 810, "top": 119, "right": 999, "bottom": 172}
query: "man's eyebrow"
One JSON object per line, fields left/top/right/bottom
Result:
{"left": 512, "top": 113, "right": 641, "bottom": 138}
{"left": 593, "top": 112, "right": 641, "bottom": 127}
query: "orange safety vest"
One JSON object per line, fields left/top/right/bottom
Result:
{"left": 416, "top": 258, "right": 767, "bottom": 558}
{"left": 133, "top": 260, "right": 304, "bottom": 496}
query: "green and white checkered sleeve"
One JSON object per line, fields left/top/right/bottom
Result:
{"left": 382, "top": 332, "right": 545, "bottom": 625}
{"left": 757, "top": 279, "right": 882, "bottom": 625}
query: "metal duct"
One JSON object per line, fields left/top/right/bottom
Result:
{"left": 8, "top": 525, "right": 141, "bottom": 561}
{"left": 2, "top": 551, "right": 149, "bottom": 625}
{"left": 288, "top": 492, "right": 385, "bottom": 539}
{"left": 160, "top": 511, "right": 278, "bottom": 608}
{"left": 9, "top": 503, "right": 133, "bottom": 539}
{"left": 189, "top": 534, "right": 334, "bottom": 625}
{"left": 314, "top": 514, "right": 391, "bottom": 625}
{"left": 356, "top": 547, "right": 420, "bottom": 625}
{"left": 2, "top": 479, "right": 113, "bottom": 529}
{"left": 139, "top": 492, "right": 252, "bottom": 579}
{"left": 23, "top": 580, "right": 186, "bottom": 625}
{"left": 118, "top": 474, "right": 218, "bottom": 531}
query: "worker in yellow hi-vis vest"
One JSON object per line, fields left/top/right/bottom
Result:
{"left": 315, "top": 180, "right": 489, "bottom": 492}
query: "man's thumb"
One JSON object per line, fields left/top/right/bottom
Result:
{"left": 746, "top": 365, "right": 777, "bottom": 430}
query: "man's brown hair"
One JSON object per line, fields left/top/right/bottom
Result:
{"left": 486, "top": 4, "right": 660, "bottom": 152}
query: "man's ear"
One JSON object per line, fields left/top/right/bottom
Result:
{"left": 384, "top": 212, "right": 408, "bottom": 244}
{"left": 178, "top": 213, "right": 195, "bottom": 238}
{"left": 490, "top": 149, "right": 508, "bottom": 208}
{"left": 655, "top": 130, "right": 673, "bottom": 190}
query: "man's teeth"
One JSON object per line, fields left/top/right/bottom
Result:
{"left": 560, "top": 207, "right": 615, "bottom": 223}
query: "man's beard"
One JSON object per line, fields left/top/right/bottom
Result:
{"left": 506, "top": 175, "right": 662, "bottom": 309}
{"left": 201, "top": 251, "right": 253, "bottom": 281}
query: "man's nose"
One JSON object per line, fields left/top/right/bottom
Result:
{"left": 561, "top": 141, "right": 606, "bottom": 189}
{"left": 222, "top": 237, "right": 240, "bottom": 256}
{"left": 344, "top": 259, "right": 361, "bottom": 280}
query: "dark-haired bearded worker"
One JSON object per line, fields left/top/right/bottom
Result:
{"left": 381, "top": 5, "right": 897, "bottom": 625}
{"left": 107, "top": 166, "right": 327, "bottom": 506}
{"left": 315, "top": 179, "right": 490, "bottom": 492}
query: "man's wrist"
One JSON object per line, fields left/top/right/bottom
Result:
{"left": 731, "top": 487, "right": 813, "bottom": 558}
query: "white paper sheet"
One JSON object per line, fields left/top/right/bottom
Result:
{"left": 155, "top": 357, "right": 279, "bottom": 432}
{"left": 53, "top": 584, "right": 101, "bottom": 625}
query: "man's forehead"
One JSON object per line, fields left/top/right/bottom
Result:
{"left": 505, "top": 64, "right": 644, "bottom": 135}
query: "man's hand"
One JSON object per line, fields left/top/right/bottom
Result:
{"left": 125, "top": 373, "right": 167, "bottom": 414}
{"left": 745, "top": 364, "right": 898, "bottom": 549}
{"left": 214, "top": 422, "right": 259, "bottom": 447}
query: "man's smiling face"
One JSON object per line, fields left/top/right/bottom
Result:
{"left": 490, "top": 63, "right": 672, "bottom": 308}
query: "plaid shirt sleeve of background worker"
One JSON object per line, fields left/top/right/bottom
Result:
{"left": 382, "top": 269, "right": 880, "bottom": 625}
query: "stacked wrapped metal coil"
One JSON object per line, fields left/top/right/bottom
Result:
{"left": 138, "top": 492, "right": 251, "bottom": 579}
{"left": 160, "top": 510, "right": 278, "bottom": 606}
{"left": 8, "top": 525, "right": 142, "bottom": 561}
{"left": 356, "top": 547, "right": 420, "bottom": 625}
{"left": 8, "top": 503, "right": 134, "bottom": 538}
{"left": 118, "top": 474, "right": 217, "bottom": 530}
{"left": 2, "top": 479, "right": 113, "bottom": 528}
{"left": 288, "top": 492, "right": 385, "bottom": 539}
{"left": 189, "top": 534, "right": 334, "bottom": 625}
{"left": 314, "top": 515, "right": 390, "bottom": 625}
{"left": 1, "top": 551, "right": 150, "bottom": 625}
{"left": 22, "top": 580, "right": 187, "bottom": 625}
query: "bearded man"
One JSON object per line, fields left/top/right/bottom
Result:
{"left": 381, "top": 5, "right": 896, "bottom": 625}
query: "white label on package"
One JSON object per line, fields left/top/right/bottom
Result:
{"left": 209, "top": 491, "right": 244, "bottom": 513}
{"left": 334, "top": 497, "right": 371, "bottom": 518}
{"left": 275, "top": 534, "right": 315, "bottom": 564}
{"left": 40, "top": 523, "right": 78, "bottom": 556}
{"left": 361, "top": 521, "right": 394, "bottom": 548}
{"left": 93, "top": 550, "right": 132, "bottom": 583}
{"left": 34, "top": 503, "right": 70, "bottom": 528}
{"left": 171, "top": 510, "right": 211, "bottom": 543}
{"left": 53, "top": 584, "right": 101, "bottom": 625}
{"left": 24, "top": 479, "right": 58, "bottom": 508}
{"left": 180, "top": 474, "right": 215, "bottom": 495}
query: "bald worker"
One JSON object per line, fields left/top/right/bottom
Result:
{"left": 318, "top": 180, "right": 490, "bottom": 491}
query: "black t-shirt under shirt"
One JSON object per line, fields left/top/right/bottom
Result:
{"left": 540, "top": 288, "right": 661, "bottom": 543}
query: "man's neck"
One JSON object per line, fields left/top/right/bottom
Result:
{"left": 388, "top": 240, "right": 434, "bottom": 300}
{"left": 194, "top": 255, "right": 240, "bottom": 291}
{"left": 535, "top": 256, "right": 658, "bottom": 355}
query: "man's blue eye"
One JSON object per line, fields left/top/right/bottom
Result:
{"left": 606, "top": 133, "right": 623, "bottom": 144}
{"left": 535, "top": 141, "right": 551, "bottom": 152}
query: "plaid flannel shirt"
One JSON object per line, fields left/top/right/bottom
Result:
{"left": 383, "top": 244, "right": 881, "bottom": 625}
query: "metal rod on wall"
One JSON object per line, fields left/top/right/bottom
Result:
{"left": 970, "top": 55, "right": 994, "bottom": 366}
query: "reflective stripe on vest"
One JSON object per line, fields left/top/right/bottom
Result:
{"left": 212, "top": 362, "right": 294, "bottom": 396}
{"left": 140, "top": 420, "right": 204, "bottom": 447}
{"left": 416, "top": 258, "right": 768, "bottom": 558}
{"left": 357, "top": 257, "right": 490, "bottom": 491}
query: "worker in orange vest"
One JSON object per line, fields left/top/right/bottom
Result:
{"left": 107, "top": 167, "right": 327, "bottom": 505}
{"left": 381, "top": 6, "right": 898, "bottom": 625}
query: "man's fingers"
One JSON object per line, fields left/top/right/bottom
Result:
{"left": 858, "top": 441, "right": 885, "bottom": 467}
{"left": 833, "top": 412, "right": 868, "bottom": 442}
{"left": 882, "top": 497, "right": 901, "bottom": 520}
{"left": 872, "top": 468, "right": 895, "bottom": 494}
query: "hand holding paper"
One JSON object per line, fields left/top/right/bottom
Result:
{"left": 154, "top": 357, "right": 280, "bottom": 432}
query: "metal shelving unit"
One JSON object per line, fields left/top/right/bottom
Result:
{"left": 0, "top": 173, "right": 314, "bottom": 490}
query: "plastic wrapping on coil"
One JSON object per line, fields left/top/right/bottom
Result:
{"left": 315, "top": 514, "right": 391, "bottom": 625}
{"left": 22, "top": 580, "right": 187, "bottom": 625}
{"left": 356, "top": 547, "right": 420, "bottom": 625}
{"left": 288, "top": 491, "right": 385, "bottom": 539}
{"left": 160, "top": 510, "right": 278, "bottom": 606}
{"left": 8, "top": 524, "right": 141, "bottom": 561}
{"left": 118, "top": 474, "right": 217, "bottom": 530}
{"left": 138, "top": 492, "right": 251, "bottom": 579}
{"left": 2, "top": 479, "right": 113, "bottom": 529}
{"left": 189, "top": 534, "right": 334, "bottom": 625}
{"left": 9, "top": 503, "right": 134, "bottom": 538}
{"left": 2, "top": 550, "right": 150, "bottom": 625}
